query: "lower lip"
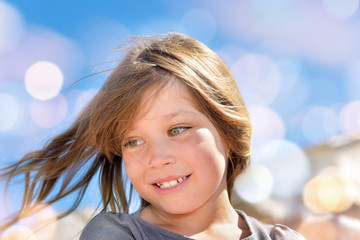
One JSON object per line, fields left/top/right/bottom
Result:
{"left": 153, "top": 175, "right": 191, "bottom": 194}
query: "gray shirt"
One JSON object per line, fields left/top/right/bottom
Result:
{"left": 80, "top": 210, "right": 306, "bottom": 240}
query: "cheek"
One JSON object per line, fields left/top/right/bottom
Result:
{"left": 198, "top": 128, "right": 226, "bottom": 154}
{"left": 188, "top": 129, "right": 227, "bottom": 170}
{"left": 123, "top": 152, "right": 144, "bottom": 183}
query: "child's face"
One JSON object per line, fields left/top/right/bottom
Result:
{"left": 122, "top": 80, "right": 228, "bottom": 215}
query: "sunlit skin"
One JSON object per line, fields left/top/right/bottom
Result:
{"left": 122, "top": 79, "right": 251, "bottom": 239}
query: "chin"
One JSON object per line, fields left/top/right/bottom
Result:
{"left": 156, "top": 201, "right": 202, "bottom": 216}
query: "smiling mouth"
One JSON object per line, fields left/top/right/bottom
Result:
{"left": 155, "top": 176, "right": 189, "bottom": 189}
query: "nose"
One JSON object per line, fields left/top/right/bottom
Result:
{"left": 147, "top": 139, "right": 176, "bottom": 168}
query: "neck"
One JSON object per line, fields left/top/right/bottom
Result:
{"left": 140, "top": 190, "right": 240, "bottom": 237}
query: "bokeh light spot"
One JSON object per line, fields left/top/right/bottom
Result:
{"left": 298, "top": 216, "right": 336, "bottom": 240}
{"left": 317, "top": 176, "right": 343, "bottom": 211}
{"left": 19, "top": 205, "right": 58, "bottom": 240}
{"left": 249, "top": 105, "right": 286, "bottom": 148}
{"left": 30, "top": 95, "right": 68, "bottom": 128}
{"left": 302, "top": 106, "right": 339, "bottom": 144}
{"left": 232, "top": 54, "right": 282, "bottom": 106}
{"left": 0, "top": 93, "right": 20, "bottom": 131}
{"left": 234, "top": 164, "right": 274, "bottom": 203}
{"left": 337, "top": 154, "right": 360, "bottom": 207}
{"left": 25, "top": 61, "right": 64, "bottom": 100}
{"left": 0, "top": 1, "right": 24, "bottom": 53}
{"left": 322, "top": 0, "right": 359, "bottom": 19}
{"left": 303, "top": 167, "right": 356, "bottom": 214}
{"left": 74, "top": 89, "right": 98, "bottom": 114}
{"left": 254, "top": 140, "right": 311, "bottom": 199}
{"left": 339, "top": 100, "right": 360, "bottom": 135}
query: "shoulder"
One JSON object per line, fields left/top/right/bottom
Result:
{"left": 237, "top": 210, "right": 306, "bottom": 240}
{"left": 269, "top": 224, "right": 306, "bottom": 240}
{"left": 80, "top": 212, "right": 137, "bottom": 240}
{"left": 80, "top": 210, "right": 192, "bottom": 240}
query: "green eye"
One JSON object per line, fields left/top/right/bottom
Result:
{"left": 169, "top": 126, "right": 189, "bottom": 136}
{"left": 170, "top": 128, "right": 180, "bottom": 136}
{"left": 124, "top": 139, "right": 144, "bottom": 147}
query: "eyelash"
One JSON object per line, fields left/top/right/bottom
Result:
{"left": 168, "top": 126, "right": 191, "bottom": 137}
{"left": 124, "top": 126, "right": 191, "bottom": 148}
{"left": 124, "top": 139, "right": 145, "bottom": 148}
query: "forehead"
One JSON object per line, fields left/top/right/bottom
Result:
{"left": 133, "top": 78, "right": 199, "bottom": 121}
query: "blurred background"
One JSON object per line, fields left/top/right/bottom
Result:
{"left": 1, "top": 0, "right": 360, "bottom": 239}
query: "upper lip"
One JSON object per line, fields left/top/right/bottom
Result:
{"left": 151, "top": 174, "right": 190, "bottom": 185}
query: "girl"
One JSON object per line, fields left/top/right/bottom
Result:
{"left": 1, "top": 32, "right": 305, "bottom": 239}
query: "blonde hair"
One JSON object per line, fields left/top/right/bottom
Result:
{"left": 0, "top": 32, "right": 252, "bottom": 229}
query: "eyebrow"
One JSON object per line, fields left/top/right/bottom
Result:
{"left": 163, "top": 109, "right": 201, "bottom": 119}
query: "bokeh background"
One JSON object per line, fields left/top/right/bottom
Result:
{"left": 1, "top": 0, "right": 360, "bottom": 239}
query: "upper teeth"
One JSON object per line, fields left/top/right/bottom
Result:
{"left": 156, "top": 176, "right": 187, "bottom": 189}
